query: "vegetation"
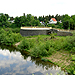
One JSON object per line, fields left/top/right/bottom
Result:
{"left": 0, "top": 13, "right": 75, "bottom": 29}
{"left": 0, "top": 13, "right": 75, "bottom": 75}
{"left": 0, "top": 28, "right": 22, "bottom": 45}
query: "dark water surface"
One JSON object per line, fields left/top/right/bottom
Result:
{"left": 0, "top": 45, "right": 68, "bottom": 75}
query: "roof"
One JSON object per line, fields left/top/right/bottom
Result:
{"left": 51, "top": 18, "right": 57, "bottom": 21}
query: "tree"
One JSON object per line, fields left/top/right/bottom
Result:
{"left": 52, "top": 15, "right": 54, "bottom": 18}
{"left": 48, "top": 15, "right": 51, "bottom": 20}
{"left": 70, "top": 18, "right": 75, "bottom": 30}
{"left": 0, "top": 14, "right": 7, "bottom": 22}
{"left": 14, "top": 17, "right": 21, "bottom": 27}
{"left": 34, "top": 16, "right": 37, "bottom": 20}
{"left": 38, "top": 16, "right": 43, "bottom": 22}
{"left": 23, "top": 13, "right": 25, "bottom": 16}
{"left": 0, "top": 14, "right": 10, "bottom": 27}
{"left": 62, "top": 14, "right": 70, "bottom": 22}
{"left": 63, "top": 20, "right": 70, "bottom": 29}
{"left": 5, "top": 14, "right": 9, "bottom": 19}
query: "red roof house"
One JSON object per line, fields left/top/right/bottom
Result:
{"left": 49, "top": 18, "right": 57, "bottom": 24}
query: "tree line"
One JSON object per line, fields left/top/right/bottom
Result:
{"left": 0, "top": 13, "right": 75, "bottom": 29}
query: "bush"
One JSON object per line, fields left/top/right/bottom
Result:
{"left": 71, "top": 47, "right": 75, "bottom": 53}
{"left": 30, "top": 43, "right": 48, "bottom": 57}
{"left": 18, "top": 38, "right": 30, "bottom": 51}
{"left": 52, "top": 24, "right": 55, "bottom": 28}
{"left": 48, "top": 47, "right": 55, "bottom": 55}
{"left": 0, "top": 28, "right": 22, "bottom": 45}
{"left": 45, "top": 41, "right": 50, "bottom": 51}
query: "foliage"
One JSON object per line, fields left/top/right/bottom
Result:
{"left": 69, "top": 18, "right": 75, "bottom": 30}
{"left": 0, "top": 28, "right": 22, "bottom": 45}
{"left": 30, "top": 43, "right": 48, "bottom": 57}
{"left": 63, "top": 20, "right": 70, "bottom": 29}
{"left": 4, "top": 28, "right": 20, "bottom": 33}
{"left": 0, "top": 14, "right": 11, "bottom": 27}
{"left": 18, "top": 38, "right": 30, "bottom": 51}
{"left": 67, "top": 62, "right": 75, "bottom": 75}
{"left": 51, "top": 24, "right": 55, "bottom": 28}
{"left": 14, "top": 14, "right": 41, "bottom": 27}
{"left": 63, "top": 36, "right": 75, "bottom": 52}
{"left": 71, "top": 54, "right": 75, "bottom": 61}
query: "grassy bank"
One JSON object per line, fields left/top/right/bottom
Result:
{"left": 0, "top": 28, "right": 75, "bottom": 75}
{"left": 17, "top": 31, "right": 75, "bottom": 75}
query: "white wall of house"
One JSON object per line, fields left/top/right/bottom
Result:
{"left": 49, "top": 19, "right": 57, "bottom": 24}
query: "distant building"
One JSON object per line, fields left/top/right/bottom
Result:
{"left": 59, "top": 20, "right": 62, "bottom": 23}
{"left": 8, "top": 20, "right": 14, "bottom": 23}
{"left": 49, "top": 18, "right": 57, "bottom": 24}
{"left": 40, "top": 21, "right": 45, "bottom": 25}
{"left": 8, "top": 17, "right": 14, "bottom": 23}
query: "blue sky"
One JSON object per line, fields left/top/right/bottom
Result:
{"left": 0, "top": 0, "right": 75, "bottom": 17}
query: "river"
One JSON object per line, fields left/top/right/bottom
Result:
{"left": 0, "top": 45, "right": 68, "bottom": 75}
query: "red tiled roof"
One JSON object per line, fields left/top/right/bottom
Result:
{"left": 52, "top": 18, "right": 57, "bottom": 21}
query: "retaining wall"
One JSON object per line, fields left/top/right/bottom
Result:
{"left": 20, "top": 29, "right": 50, "bottom": 36}
{"left": 20, "top": 28, "right": 73, "bottom": 36}
{"left": 57, "top": 31, "right": 73, "bottom": 36}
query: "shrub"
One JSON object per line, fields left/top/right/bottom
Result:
{"left": 52, "top": 24, "right": 55, "bottom": 28}
{"left": 18, "top": 38, "right": 30, "bottom": 51}
{"left": 28, "top": 39, "right": 35, "bottom": 48}
{"left": 71, "top": 47, "right": 75, "bottom": 53}
{"left": 45, "top": 41, "right": 50, "bottom": 51}
{"left": 30, "top": 43, "right": 48, "bottom": 57}
{"left": 0, "top": 28, "right": 22, "bottom": 45}
{"left": 71, "top": 54, "right": 75, "bottom": 61}
{"left": 48, "top": 47, "right": 55, "bottom": 55}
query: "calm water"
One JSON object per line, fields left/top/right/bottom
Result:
{"left": 0, "top": 45, "right": 68, "bottom": 75}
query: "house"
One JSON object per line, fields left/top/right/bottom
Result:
{"left": 59, "top": 20, "right": 62, "bottom": 23}
{"left": 8, "top": 20, "right": 14, "bottom": 23}
{"left": 40, "top": 21, "right": 45, "bottom": 26}
{"left": 49, "top": 18, "right": 57, "bottom": 24}
{"left": 8, "top": 17, "right": 14, "bottom": 23}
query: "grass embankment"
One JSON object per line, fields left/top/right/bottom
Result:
{"left": 0, "top": 28, "right": 75, "bottom": 75}
{"left": 17, "top": 32, "right": 75, "bottom": 75}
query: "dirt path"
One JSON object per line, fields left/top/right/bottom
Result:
{"left": 15, "top": 42, "right": 20, "bottom": 47}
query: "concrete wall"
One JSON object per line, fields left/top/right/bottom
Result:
{"left": 57, "top": 31, "right": 73, "bottom": 36}
{"left": 20, "top": 29, "right": 48, "bottom": 36}
{"left": 20, "top": 28, "right": 73, "bottom": 36}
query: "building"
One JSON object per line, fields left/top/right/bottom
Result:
{"left": 40, "top": 21, "right": 45, "bottom": 26}
{"left": 49, "top": 18, "right": 57, "bottom": 24}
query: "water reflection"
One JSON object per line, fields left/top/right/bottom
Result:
{"left": 0, "top": 45, "right": 68, "bottom": 75}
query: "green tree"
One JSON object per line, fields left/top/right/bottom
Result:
{"left": 63, "top": 20, "right": 70, "bottom": 29}
{"left": 14, "top": 17, "right": 21, "bottom": 27}
{"left": 0, "top": 14, "right": 10, "bottom": 27}
{"left": 38, "top": 16, "right": 43, "bottom": 22}
{"left": 70, "top": 18, "right": 75, "bottom": 30}
{"left": 5, "top": 14, "right": 9, "bottom": 19}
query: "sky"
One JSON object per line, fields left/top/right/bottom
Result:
{"left": 0, "top": 0, "right": 75, "bottom": 18}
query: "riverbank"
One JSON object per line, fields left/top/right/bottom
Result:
{"left": 0, "top": 28, "right": 75, "bottom": 75}
{"left": 42, "top": 50, "right": 75, "bottom": 75}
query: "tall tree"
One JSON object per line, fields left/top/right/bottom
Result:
{"left": 48, "top": 15, "right": 51, "bottom": 20}
{"left": 5, "top": 14, "right": 9, "bottom": 19}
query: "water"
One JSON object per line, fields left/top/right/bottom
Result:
{"left": 0, "top": 45, "right": 68, "bottom": 75}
